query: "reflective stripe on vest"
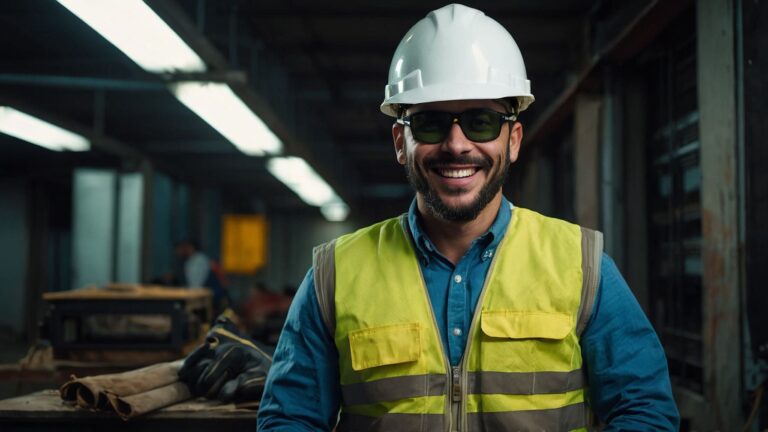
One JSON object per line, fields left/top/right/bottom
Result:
{"left": 339, "top": 403, "right": 586, "bottom": 432}
{"left": 340, "top": 369, "right": 585, "bottom": 405}
{"left": 339, "top": 412, "right": 445, "bottom": 431}
{"left": 467, "top": 402, "right": 588, "bottom": 431}
{"left": 315, "top": 207, "right": 603, "bottom": 431}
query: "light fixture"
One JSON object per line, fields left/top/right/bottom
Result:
{"left": 321, "top": 201, "right": 350, "bottom": 222}
{"left": 56, "top": 0, "right": 206, "bottom": 73}
{"left": 170, "top": 82, "right": 283, "bottom": 156}
{"left": 267, "top": 157, "right": 348, "bottom": 221}
{"left": 0, "top": 106, "right": 90, "bottom": 152}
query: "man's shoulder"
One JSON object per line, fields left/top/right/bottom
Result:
{"left": 188, "top": 252, "right": 210, "bottom": 266}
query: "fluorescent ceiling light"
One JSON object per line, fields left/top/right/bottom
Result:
{"left": 321, "top": 201, "right": 350, "bottom": 222}
{"left": 267, "top": 156, "right": 341, "bottom": 208}
{"left": 170, "top": 82, "right": 283, "bottom": 156}
{"left": 56, "top": 0, "right": 206, "bottom": 73}
{"left": 0, "top": 107, "right": 90, "bottom": 152}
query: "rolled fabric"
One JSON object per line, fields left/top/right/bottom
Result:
{"left": 107, "top": 381, "right": 192, "bottom": 421}
{"left": 60, "top": 360, "right": 184, "bottom": 410}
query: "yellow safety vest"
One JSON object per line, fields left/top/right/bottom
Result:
{"left": 312, "top": 207, "right": 603, "bottom": 431}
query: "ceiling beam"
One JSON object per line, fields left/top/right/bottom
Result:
{"left": 0, "top": 94, "right": 199, "bottom": 182}
{"left": 143, "top": 139, "right": 237, "bottom": 154}
{"left": 228, "top": 3, "right": 587, "bottom": 21}
{"left": 0, "top": 73, "right": 166, "bottom": 91}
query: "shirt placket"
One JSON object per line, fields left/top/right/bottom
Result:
{"left": 447, "top": 255, "right": 471, "bottom": 365}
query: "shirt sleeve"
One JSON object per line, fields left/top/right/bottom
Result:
{"left": 580, "top": 254, "right": 680, "bottom": 431}
{"left": 257, "top": 268, "right": 341, "bottom": 431}
{"left": 184, "top": 253, "right": 209, "bottom": 287}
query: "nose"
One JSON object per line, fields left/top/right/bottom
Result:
{"left": 440, "top": 121, "right": 473, "bottom": 155}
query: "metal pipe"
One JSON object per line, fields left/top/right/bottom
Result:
{"left": 0, "top": 74, "right": 166, "bottom": 91}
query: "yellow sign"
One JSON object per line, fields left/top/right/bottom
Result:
{"left": 221, "top": 214, "right": 268, "bottom": 273}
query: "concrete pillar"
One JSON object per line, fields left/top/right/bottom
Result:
{"left": 72, "top": 169, "right": 116, "bottom": 289}
{"left": 574, "top": 94, "right": 601, "bottom": 230}
{"left": 697, "top": 0, "right": 742, "bottom": 428}
{"left": 600, "top": 69, "right": 625, "bottom": 268}
{"left": 116, "top": 173, "right": 144, "bottom": 284}
{"left": 623, "top": 77, "right": 649, "bottom": 311}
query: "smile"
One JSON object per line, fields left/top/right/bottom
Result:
{"left": 434, "top": 167, "right": 479, "bottom": 179}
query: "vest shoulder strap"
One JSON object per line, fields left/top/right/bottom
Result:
{"left": 313, "top": 239, "right": 337, "bottom": 337}
{"left": 576, "top": 227, "right": 604, "bottom": 336}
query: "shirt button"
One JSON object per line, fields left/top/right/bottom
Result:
{"left": 483, "top": 250, "right": 494, "bottom": 260}
{"left": 453, "top": 328, "right": 462, "bottom": 336}
{"left": 454, "top": 275, "right": 462, "bottom": 284}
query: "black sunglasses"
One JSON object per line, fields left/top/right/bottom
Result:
{"left": 397, "top": 108, "right": 516, "bottom": 144}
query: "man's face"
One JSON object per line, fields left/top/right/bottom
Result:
{"left": 393, "top": 99, "right": 523, "bottom": 222}
{"left": 175, "top": 243, "right": 192, "bottom": 258}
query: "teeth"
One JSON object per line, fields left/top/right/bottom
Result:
{"left": 439, "top": 168, "right": 475, "bottom": 178}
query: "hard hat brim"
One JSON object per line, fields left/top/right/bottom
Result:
{"left": 381, "top": 82, "right": 534, "bottom": 117}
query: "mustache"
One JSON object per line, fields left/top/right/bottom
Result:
{"left": 423, "top": 154, "right": 492, "bottom": 170}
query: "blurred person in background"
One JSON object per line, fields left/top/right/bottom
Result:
{"left": 174, "top": 239, "right": 230, "bottom": 316}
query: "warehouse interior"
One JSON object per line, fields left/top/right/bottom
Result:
{"left": 0, "top": 0, "right": 766, "bottom": 430}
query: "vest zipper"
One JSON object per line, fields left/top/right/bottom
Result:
{"left": 400, "top": 217, "right": 455, "bottom": 432}
{"left": 451, "top": 366, "right": 462, "bottom": 431}
{"left": 458, "top": 220, "right": 510, "bottom": 432}
{"left": 451, "top": 366, "right": 462, "bottom": 402}
{"left": 405, "top": 207, "right": 513, "bottom": 431}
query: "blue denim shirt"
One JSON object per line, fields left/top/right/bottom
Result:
{"left": 258, "top": 198, "right": 680, "bottom": 431}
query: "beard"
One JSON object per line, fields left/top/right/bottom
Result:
{"left": 405, "top": 152, "right": 510, "bottom": 222}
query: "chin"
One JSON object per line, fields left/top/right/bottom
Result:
{"left": 439, "top": 196, "right": 478, "bottom": 210}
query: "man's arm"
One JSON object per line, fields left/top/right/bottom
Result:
{"left": 581, "top": 254, "right": 680, "bottom": 431}
{"left": 257, "top": 268, "right": 341, "bottom": 431}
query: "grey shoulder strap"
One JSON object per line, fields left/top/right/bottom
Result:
{"left": 576, "top": 227, "right": 603, "bottom": 336}
{"left": 313, "top": 239, "right": 337, "bottom": 338}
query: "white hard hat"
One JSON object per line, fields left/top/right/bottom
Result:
{"left": 381, "top": 3, "right": 535, "bottom": 117}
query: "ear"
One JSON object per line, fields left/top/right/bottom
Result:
{"left": 392, "top": 122, "right": 406, "bottom": 165}
{"left": 508, "top": 122, "right": 523, "bottom": 163}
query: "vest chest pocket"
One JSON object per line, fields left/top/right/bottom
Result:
{"left": 348, "top": 323, "right": 421, "bottom": 371}
{"left": 470, "top": 310, "right": 583, "bottom": 395}
{"left": 479, "top": 311, "right": 576, "bottom": 371}
{"left": 481, "top": 311, "right": 572, "bottom": 339}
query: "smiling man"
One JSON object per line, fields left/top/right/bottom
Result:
{"left": 258, "top": 4, "right": 678, "bottom": 431}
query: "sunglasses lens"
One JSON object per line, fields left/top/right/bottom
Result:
{"left": 408, "top": 109, "right": 505, "bottom": 143}
{"left": 461, "top": 110, "right": 502, "bottom": 142}
{"left": 410, "top": 111, "right": 451, "bottom": 143}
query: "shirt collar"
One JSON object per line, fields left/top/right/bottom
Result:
{"left": 406, "top": 196, "right": 514, "bottom": 263}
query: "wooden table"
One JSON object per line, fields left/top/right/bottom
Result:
{"left": 0, "top": 390, "right": 258, "bottom": 432}
{"left": 43, "top": 285, "right": 212, "bottom": 363}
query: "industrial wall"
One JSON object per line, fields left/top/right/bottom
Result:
{"left": 262, "top": 211, "right": 359, "bottom": 295}
{"left": 510, "top": 0, "right": 766, "bottom": 429}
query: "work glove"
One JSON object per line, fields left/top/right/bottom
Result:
{"left": 178, "top": 318, "right": 272, "bottom": 404}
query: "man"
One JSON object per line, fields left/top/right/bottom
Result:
{"left": 174, "top": 239, "right": 229, "bottom": 315}
{"left": 258, "top": 4, "right": 678, "bottom": 431}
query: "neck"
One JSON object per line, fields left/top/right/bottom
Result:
{"left": 416, "top": 193, "right": 502, "bottom": 265}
